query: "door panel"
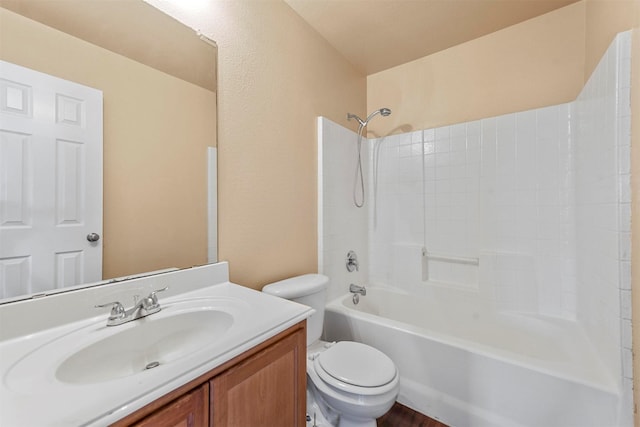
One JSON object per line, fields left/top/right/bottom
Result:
{"left": 0, "top": 60, "right": 103, "bottom": 298}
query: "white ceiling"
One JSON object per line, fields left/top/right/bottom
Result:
{"left": 285, "top": 0, "right": 580, "bottom": 75}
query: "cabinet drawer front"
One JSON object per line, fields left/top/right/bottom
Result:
{"left": 133, "top": 383, "right": 209, "bottom": 427}
{"left": 211, "top": 330, "right": 306, "bottom": 427}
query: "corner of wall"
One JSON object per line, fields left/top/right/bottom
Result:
{"left": 629, "top": 8, "right": 640, "bottom": 426}
{"left": 584, "top": 0, "right": 637, "bottom": 81}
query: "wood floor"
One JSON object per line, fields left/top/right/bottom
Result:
{"left": 378, "top": 403, "right": 449, "bottom": 427}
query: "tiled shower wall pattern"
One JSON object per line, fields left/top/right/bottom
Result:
{"left": 369, "top": 104, "right": 576, "bottom": 319}
{"left": 318, "top": 118, "right": 369, "bottom": 302}
{"left": 318, "top": 31, "right": 631, "bottom": 404}
{"left": 574, "top": 32, "right": 632, "bottom": 400}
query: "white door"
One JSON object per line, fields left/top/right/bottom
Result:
{"left": 0, "top": 60, "right": 103, "bottom": 299}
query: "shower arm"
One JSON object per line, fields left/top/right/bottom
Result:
{"left": 347, "top": 113, "right": 366, "bottom": 127}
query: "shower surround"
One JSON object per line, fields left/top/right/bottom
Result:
{"left": 318, "top": 32, "right": 632, "bottom": 426}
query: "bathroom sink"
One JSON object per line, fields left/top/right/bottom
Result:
{"left": 0, "top": 264, "right": 316, "bottom": 427}
{"left": 56, "top": 309, "right": 233, "bottom": 384}
{"left": 4, "top": 298, "right": 241, "bottom": 392}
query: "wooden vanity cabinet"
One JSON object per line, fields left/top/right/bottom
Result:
{"left": 114, "top": 321, "right": 306, "bottom": 427}
{"left": 131, "top": 384, "right": 208, "bottom": 427}
{"left": 210, "top": 328, "right": 304, "bottom": 426}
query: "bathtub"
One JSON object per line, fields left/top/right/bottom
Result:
{"left": 323, "top": 286, "right": 624, "bottom": 427}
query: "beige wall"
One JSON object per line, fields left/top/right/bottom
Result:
{"left": 0, "top": 8, "right": 216, "bottom": 279}
{"left": 585, "top": 0, "right": 638, "bottom": 79}
{"left": 366, "top": 0, "right": 639, "bottom": 136}
{"left": 366, "top": 1, "right": 586, "bottom": 136}
{"left": 206, "top": 1, "right": 366, "bottom": 288}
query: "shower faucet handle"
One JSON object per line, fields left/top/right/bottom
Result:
{"left": 346, "top": 250, "right": 359, "bottom": 272}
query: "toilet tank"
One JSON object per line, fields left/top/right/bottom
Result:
{"left": 262, "top": 274, "right": 329, "bottom": 346}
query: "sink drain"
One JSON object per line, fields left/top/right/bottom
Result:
{"left": 145, "top": 361, "right": 160, "bottom": 370}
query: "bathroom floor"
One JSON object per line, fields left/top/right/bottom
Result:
{"left": 378, "top": 403, "right": 448, "bottom": 427}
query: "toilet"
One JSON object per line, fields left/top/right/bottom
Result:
{"left": 262, "top": 274, "right": 399, "bottom": 427}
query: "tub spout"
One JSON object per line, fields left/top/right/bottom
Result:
{"left": 349, "top": 284, "right": 366, "bottom": 296}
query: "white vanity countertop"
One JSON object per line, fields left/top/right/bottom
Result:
{"left": 0, "top": 263, "right": 312, "bottom": 426}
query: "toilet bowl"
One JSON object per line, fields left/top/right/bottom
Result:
{"left": 262, "top": 274, "right": 399, "bottom": 427}
{"left": 307, "top": 340, "right": 399, "bottom": 426}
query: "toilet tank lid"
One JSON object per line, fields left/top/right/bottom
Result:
{"left": 262, "top": 274, "right": 329, "bottom": 299}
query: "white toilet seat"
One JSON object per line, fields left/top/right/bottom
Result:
{"left": 313, "top": 341, "right": 398, "bottom": 396}
{"left": 306, "top": 343, "right": 400, "bottom": 425}
{"left": 262, "top": 275, "right": 397, "bottom": 426}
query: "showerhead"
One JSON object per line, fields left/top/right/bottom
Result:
{"left": 346, "top": 107, "right": 392, "bottom": 128}
{"left": 346, "top": 107, "right": 392, "bottom": 208}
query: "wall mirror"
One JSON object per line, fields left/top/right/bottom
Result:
{"left": 0, "top": 0, "right": 217, "bottom": 303}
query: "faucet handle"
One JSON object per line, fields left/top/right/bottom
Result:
{"left": 148, "top": 286, "right": 168, "bottom": 306}
{"left": 346, "top": 250, "right": 359, "bottom": 272}
{"left": 95, "top": 301, "right": 126, "bottom": 321}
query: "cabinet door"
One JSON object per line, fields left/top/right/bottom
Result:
{"left": 211, "top": 329, "right": 306, "bottom": 427}
{"left": 132, "top": 383, "right": 208, "bottom": 427}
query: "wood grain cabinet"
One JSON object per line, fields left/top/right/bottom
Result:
{"left": 211, "top": 328, "right": 305, "bottom": 426}
{"left": 113, "top": 322, "right": 306, "bottom": 427}
{"left": 132, "top": 384, "right": 208, "bottom": 427}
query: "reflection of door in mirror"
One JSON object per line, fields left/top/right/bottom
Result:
{"left": 0, "top": 3, "right": 217, "bottom": 303}
{"left": 0, "top": 60, "right": 103, "bottom": 299}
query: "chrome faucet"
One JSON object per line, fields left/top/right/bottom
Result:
{"left": 349, "top": 283, "right": 366, "bottom": 305}
{"left": 349, "top": 283, "right": 366, "bottom": 296}
{"left": 346, "top": 250, "right": 359, "bottom": 272}
{"left": 96, "top": 286, "right": 168, "bottom": 326}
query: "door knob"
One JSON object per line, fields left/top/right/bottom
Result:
{"left": 87, "top": 233, "right": 100, "bottom": 242}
